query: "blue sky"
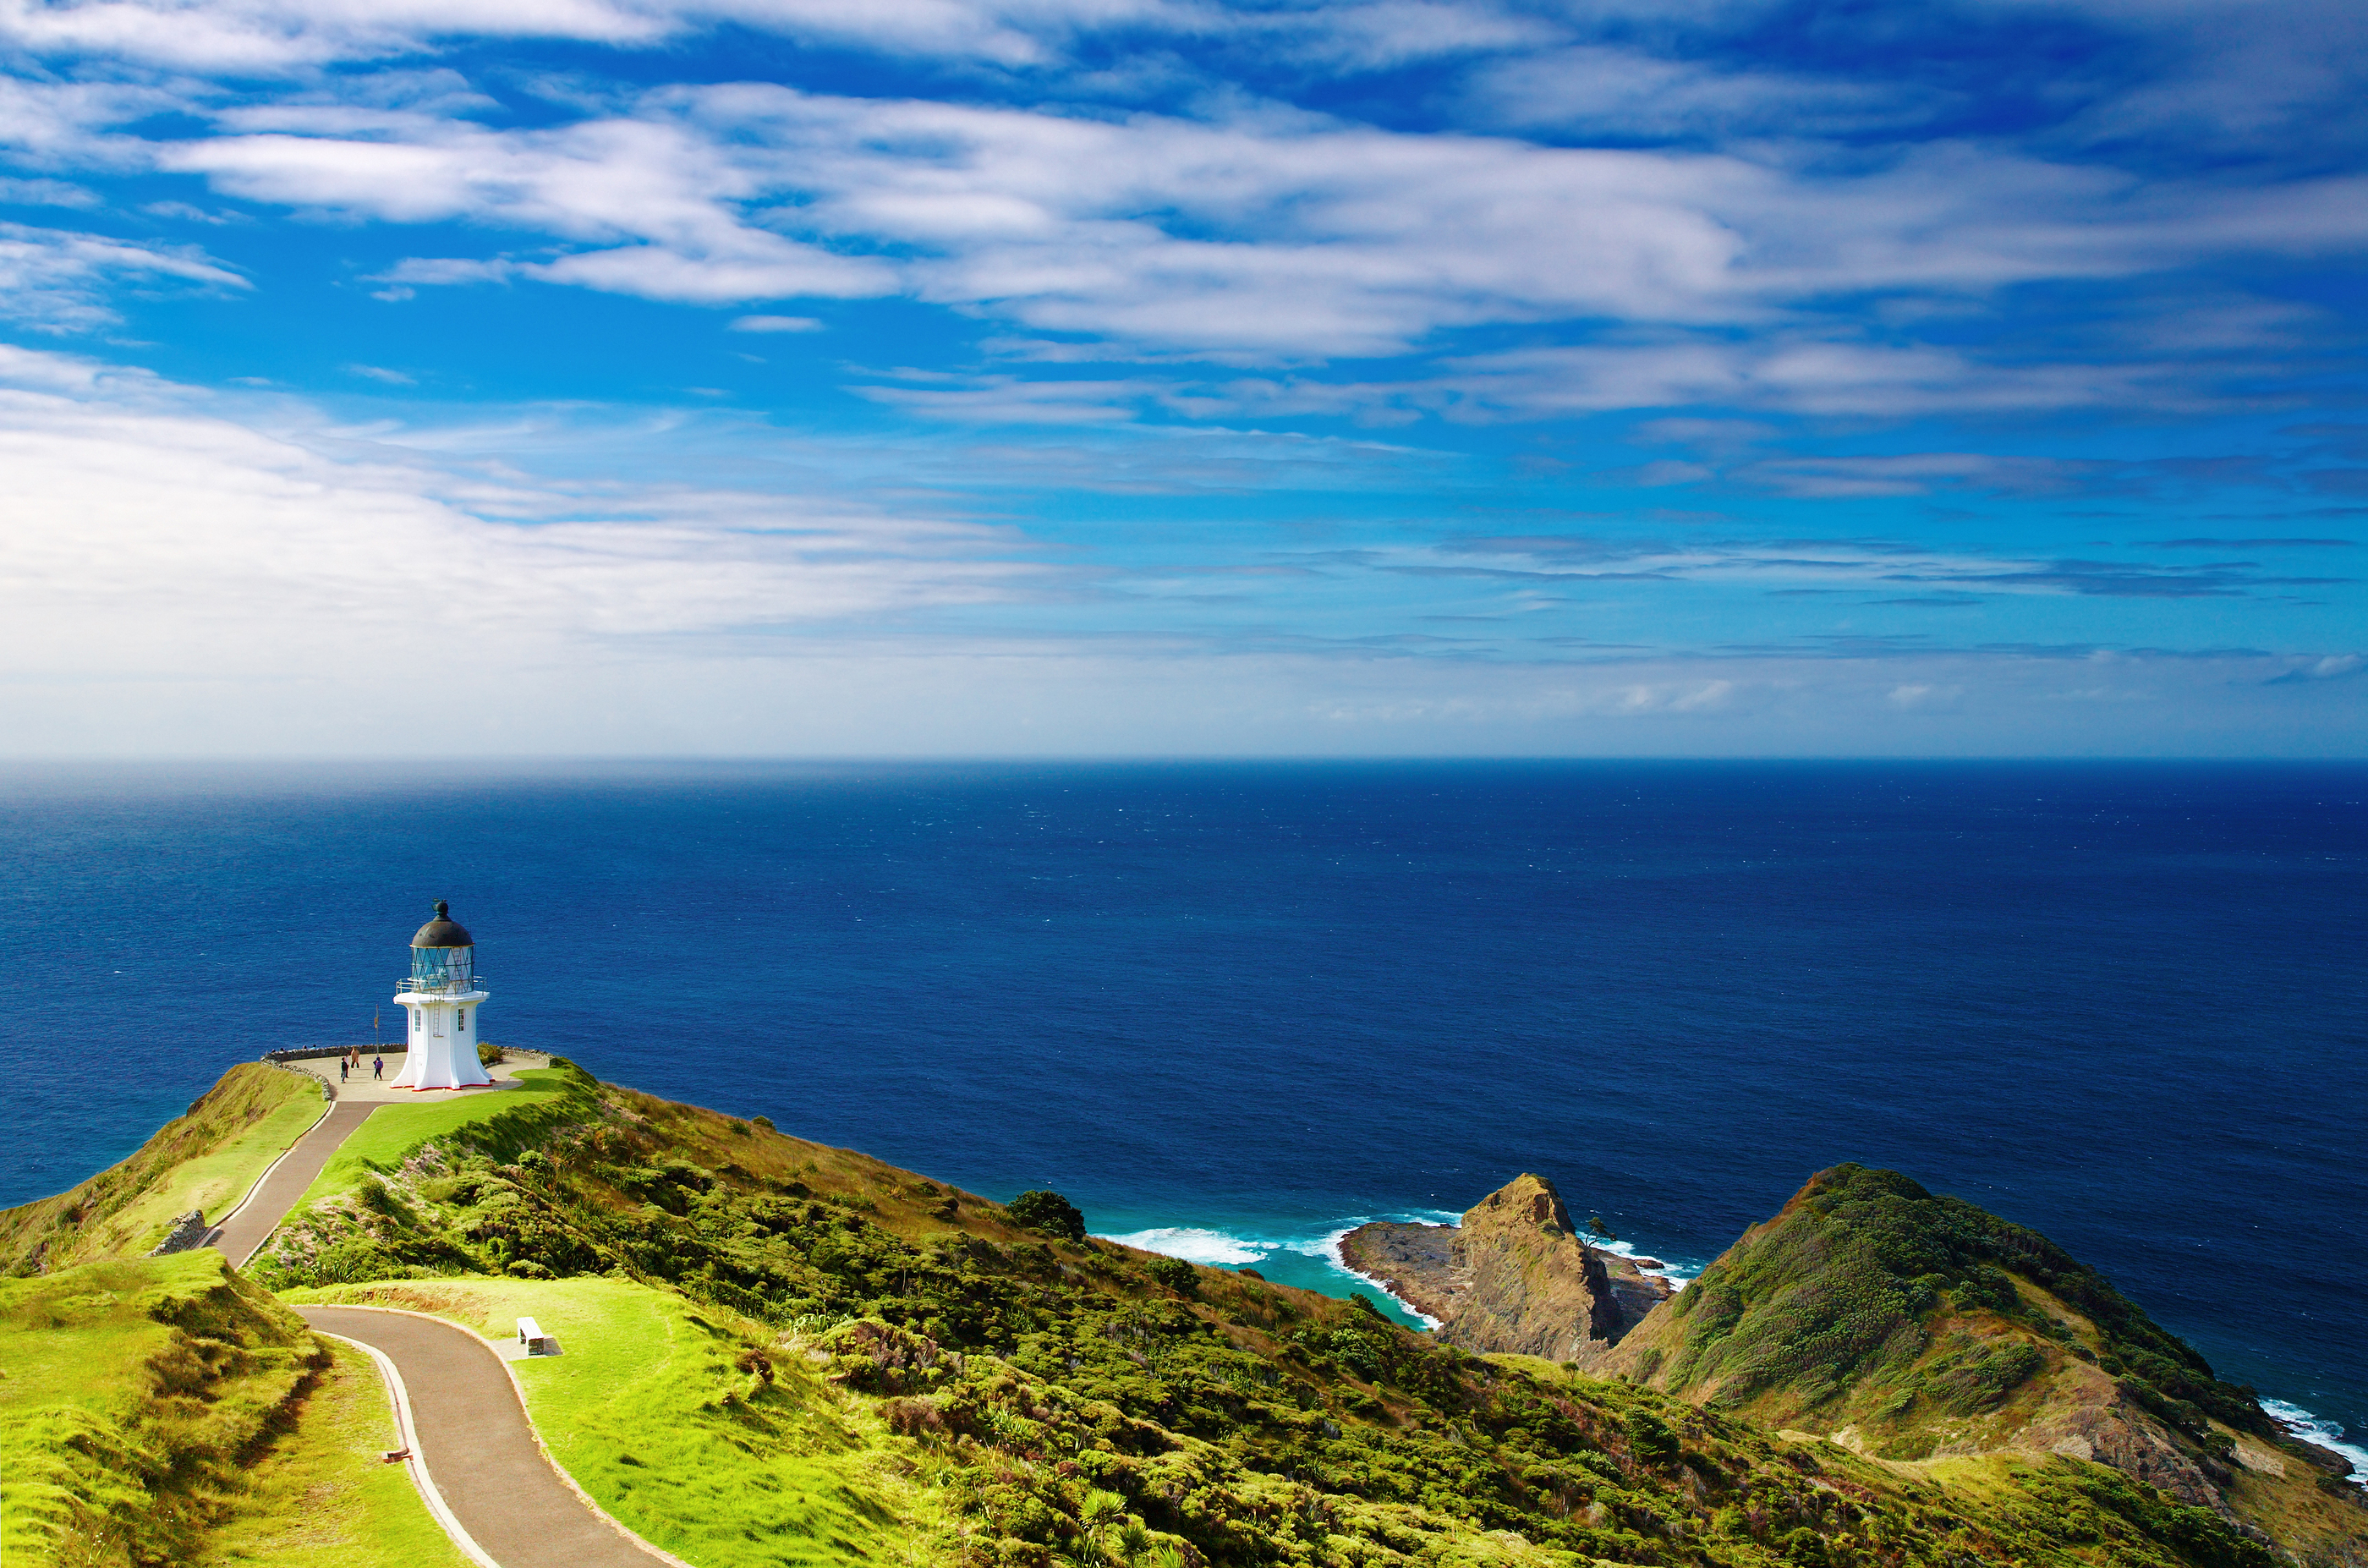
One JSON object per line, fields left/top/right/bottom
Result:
{"left": 2, "top": 0, "right": 2364, "bottom": 754}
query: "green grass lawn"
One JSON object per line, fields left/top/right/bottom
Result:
{"left": 194, "top": 1338, "right": 475, "bottom": 1568}
{"left": 295, "top": 1066, "right": 588, "bottom": 1206}
{"left": 284, "top": 1275, "right": 956, "bottom": 1568}
{"left": 0, "top": 1253, "right": 320, "bottom": 1565}
{"left": 107, "top": 1080, "right": 328, "bottom": 1249}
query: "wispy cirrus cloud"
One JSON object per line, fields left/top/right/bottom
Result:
{"left": 1423, "top": 532, "right": 2351, "bottom": 601}
{"left": 118, "top": 85, "right": 2368, "bottom": 371}
{"left": 0, "top": 221, "right": 244, "bottom": 330}
{"left": 0, "top": 0, "right": 1207, "bottom": 71}
{"left": 0, "top": 342, "right": 1051, "bottom": 668}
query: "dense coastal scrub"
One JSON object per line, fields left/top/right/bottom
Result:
{"left": 3, "top": 1061, "right": 2357, "bottom": 1568}
{"left": 1613, "top": 1165, "right": 2261, "bottom": 1435}
{"left": 238, "top": 1066, "right": 2322, "bottom": 1568}
{"left": 0, "top": 1065, "right": 321, "bottom": 1271}
{"left": 1605, "top": 1165, "right": 2365, "bottom": 1561}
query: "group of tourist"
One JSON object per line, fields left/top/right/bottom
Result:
{"left": 336, "top": 1045, "right": 386, "bottom": 1083}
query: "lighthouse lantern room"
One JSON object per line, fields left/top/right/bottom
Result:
{"left": 392, "top": 901, "right": 493, "bottom": 1092}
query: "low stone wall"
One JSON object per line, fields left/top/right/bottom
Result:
{"left": 261, "top": 1045, "right": 381, "bottom": 1062}
{"left": 147, "top": 1209, "right": 216, "bottom": 1256}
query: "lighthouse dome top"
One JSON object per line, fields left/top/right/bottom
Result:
{"left": 410, "top": 901, "right": 474, "bottom": 949}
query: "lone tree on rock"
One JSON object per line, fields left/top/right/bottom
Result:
{"left": 1007, "top": 1189, "right": 1086, "bottom": 1242}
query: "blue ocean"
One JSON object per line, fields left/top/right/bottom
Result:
{"left": 5, "top": 761, "right": 2362, "bottom": 1461}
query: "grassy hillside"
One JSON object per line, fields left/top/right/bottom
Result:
{"left": 190, "top": 1337, "right": 475, "bottom": 1568}
{"left": 0, "top": 1064, "right": 323, "bottom": 1272}
{"left": 289, "top": 1063, "right": 594, "bottom": 1209}
{"left": 239, "top": 1068, "right": 2314, "bottom": 1568}
{"left": 1603, "top": 1165, "right": 2364, "bottom": 1562}
{"left": 0, "top": 1252, "right": 324, "bottom": 1566}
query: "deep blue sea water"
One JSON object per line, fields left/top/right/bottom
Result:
{"left": 4, "top": 761, "right": 2363, "bottom": 1463}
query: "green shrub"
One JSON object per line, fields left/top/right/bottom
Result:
{"left": 313, "top": 1237, "right": 407, "bottom": 1285}
{"left": 1625, "top": 1407, "right": 1680, "bottom": 1466}
{"left": 1921, "top": 1340, "right": 2044, "bottom": 1414}
{"left": 1147, "top": 1255, "right": 1199, "bottom": 1297}
{"left": 1006, "top": 1189, "right": 1086, "bottom": 1242}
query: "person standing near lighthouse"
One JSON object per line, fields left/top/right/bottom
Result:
{"left": 389, "top": 901, "right": 494, "bottom": 1092}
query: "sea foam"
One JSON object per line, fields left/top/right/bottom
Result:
{"left": 2262, "top": 1400, "right": 2368, "bottom": 1488}
{"left": 1589, "top": 1235, "right": 1699, "bottom": 1290}
{"left": 1291, "top": 1212, "right": 1460, "bottom": 1330}
{"left": 1099, "top": 1226, "right": 1268, "bottom": 1266}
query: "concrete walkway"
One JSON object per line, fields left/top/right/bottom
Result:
{"left": 211, "top": 1100, "right": 381, "bottom": 1266}
{"left": 299, "top": 1307, "right": 677, "bottom": 1568}
{"left": 282, "top": 1049, "right": 547, "bottom": 1103}
{"left": 211, "top": 1053, "right": 538, "bottom": 1263}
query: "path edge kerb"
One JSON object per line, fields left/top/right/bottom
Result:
{"left": 311, "top": 1326, "right": 503, "bottom": 1568}
{"left": 302, "top": 1303, "right": 697, "bottom": 1568}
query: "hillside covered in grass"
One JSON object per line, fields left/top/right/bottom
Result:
{"left": 3, "top": 1060, "right": 2360, "bottom": 1568}
{"left": 1603, "top": 1165, "right": 2364, "bottom": 1564}
{"left": 0, "top": 1064, "right": 323, "bottom": 1273}
{"left": 0, "top": 1250, "right": 322, "bottom": 1565}
{"left": 233, "top": 1062, "right": 2339, "bottom": 1568}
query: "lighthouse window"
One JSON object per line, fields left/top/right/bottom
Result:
{"left": 458, "top": 1010, "right": 466, "bottom": 1028}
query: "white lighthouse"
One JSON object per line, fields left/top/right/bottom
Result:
{"left": 391, "top": 901, "right": 493, "bottom": 1092}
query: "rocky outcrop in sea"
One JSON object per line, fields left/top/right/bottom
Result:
{"left": 1339, "top": 1173, "right": 1670, "bottom": 1364}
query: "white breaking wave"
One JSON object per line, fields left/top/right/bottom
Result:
{"left": 1291, "top": 1215, "right": 1454, "bottom": 1330}
{"left": 1590, "top": 1235, "right": 1699, "bottom": 1291}
{"left": 1090, "top": 1208, "right": 1702, "bottom": 1332}
{"left": 2261, "top": 1400, "right": 2368, "bottom": 1488}
{"left": 1099, "top": 1226, "right": 1268, "bottom": 1266}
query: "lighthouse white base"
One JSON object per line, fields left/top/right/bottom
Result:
{"left": 392, "top": 987, "right": 493, "bottom": 1091}
{"left": 389, "top": 1036, "right": 493, "bottom": 1091}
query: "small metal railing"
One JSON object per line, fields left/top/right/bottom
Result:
{"left": 396, "top": 973, "right": 486, "bottom": 994}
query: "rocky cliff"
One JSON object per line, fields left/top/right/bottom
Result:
{"left": 1339, "top": 1173, "right": 1670, "bottom": 1363}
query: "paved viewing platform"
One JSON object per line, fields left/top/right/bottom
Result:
{"left": 282, "top": 1048, "right": 551, "bottom": 1102}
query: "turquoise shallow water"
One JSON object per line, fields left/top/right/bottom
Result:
{"left": 3, "top": 759, "right": 2362, "bottom": 1467}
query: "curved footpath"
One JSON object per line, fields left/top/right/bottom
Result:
{"left": 211, "top": 1099, "right": 379, "bottom": 1265}
{"left": 300, "top": 1307, "right": 680, "bottom": 1568}
{"left": 202, "top": 1071, "right": 687, "bottom": 1568}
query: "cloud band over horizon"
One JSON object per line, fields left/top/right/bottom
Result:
{"left": 0, "top": 0, "right": 2361, "bottom": 754}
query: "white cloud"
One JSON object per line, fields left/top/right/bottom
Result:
{"left": 1467, "top": 44, "right": 1919, "bottom": 139}
{"left": 118, "top": 83, "right": 2366, "bottom": 375}
{"left": 0, "top": 221, "right": 244, "bottom": 331}
{"left": 864, "top": 334, "right": 2195, "bottom": 425}
{"left": 0, "top": 0, "right": 1197, "bottom": 71}
{"left": 729, "top": 313, "right": 823, "bottom": 332}
{"left": 0, "top": 343, "right": 1051, "bottom": 705}
{"left": 1267, "top": 0, "right": 1564, "bottom": 69}
{"left": 0, "top": 176, "right": 98, "bottom": 206}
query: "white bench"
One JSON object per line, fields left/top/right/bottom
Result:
{"left": 517, "top": 1316, "right": 550, "bottom": 1354}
